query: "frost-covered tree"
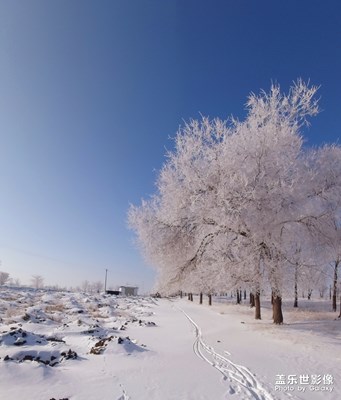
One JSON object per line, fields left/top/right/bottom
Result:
{"left": 279, "top": 220, "right": 320, "bottom": 307}
{"left": 31, "top": 275, "right": 44, "bottom": 289}
{"left": 294, "top": 145, "right": 341, "bottom": 310}
{"left": 81, "top": 280, "right": 90, "bottom": 293}
{"left": 319, "top": 154, "right": 341, "bottom": 312}
{"left": 228, "top": 81, "right": 321, "bottom": 323}
{"left": 0, "top": 271, "right": 10, "bottom": 286}
{"left": 92, "top": 281, "right": 104, "bottom": 293}
{"left": 129, "top": 80, "right": 340, "bottom": 324}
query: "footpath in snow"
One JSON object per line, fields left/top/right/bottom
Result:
{"left": 0, "top": 289, "right": 340, "bottom": 400}
{"left": 172, "top": 298, "right": 340, "bottom": 400}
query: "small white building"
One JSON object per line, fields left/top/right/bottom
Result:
{"left": 119, "top": 286, "right": 138, "bottom": 296}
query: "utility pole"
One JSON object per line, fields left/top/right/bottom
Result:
{"left": 104, "top": 268, "right": 108, "bottom": 293}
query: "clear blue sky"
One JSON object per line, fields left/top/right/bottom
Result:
{"left": 0, "top": 1, "right": 340, "bottom": 291}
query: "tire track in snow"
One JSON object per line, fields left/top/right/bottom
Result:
{"left": 175, "top": 305, "right": 292, "bottom": 400}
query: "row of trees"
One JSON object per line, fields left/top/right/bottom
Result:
{"left": 0, "top": 272, "right": 44, "bottom": 289}
{"left": 128, "top": 81, "right": 341, "bottom": 324}
{"left": 80, "top": 280, "right": 103, "bottom": 293}
{"left": 0, "top": 272, "right": 106, "bottom": 293}
{"left": 0, "top": 271, "right": 108, "bottom": 294}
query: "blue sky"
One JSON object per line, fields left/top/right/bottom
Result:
{"left": 0, "top": 1, "right": 340, "bottom": 291}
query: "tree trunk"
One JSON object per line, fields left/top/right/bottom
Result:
{"left": 272, "top": 295, "right": 283, "bottom": 324}
{"left": 244, "top": 290, "right": 247, "bottom": 300}
{"left": 339, "top": 296, "right": 341, "bottom": 319}
{"left": 236, "top": 290, "right": 240, "bottom": 304}
{"left": 271, "top": 291, "right": 274, "bottom": 305}
{"left": 307, "top": 289, "right": 312, "bottom": 300}
{"left": 332, "top": 261, "right": 338, "bottom": 312}
{"left": 208, "top": 294, "right": 212, "bottom": 306}
{"left": 250, "top": 292, "right": 255, "bottom": 308}
{"left": 180, "top": 290, "right": 183, "bottom": 299}
{"left": 294, "top": 264, "right": 298, "bottom": 307}
{"left": 199, "top": 292, "right": 203, "bottom": 304}
{"left": 255, "top": 290, "right": 261, "bottom": 320}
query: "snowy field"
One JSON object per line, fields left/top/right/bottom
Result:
{"left": 0, "top": 288, "right": 340, "bottom": 400}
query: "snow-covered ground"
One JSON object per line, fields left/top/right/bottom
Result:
{"left": 0, "top": 288, "right": 339, "bottom": 400}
